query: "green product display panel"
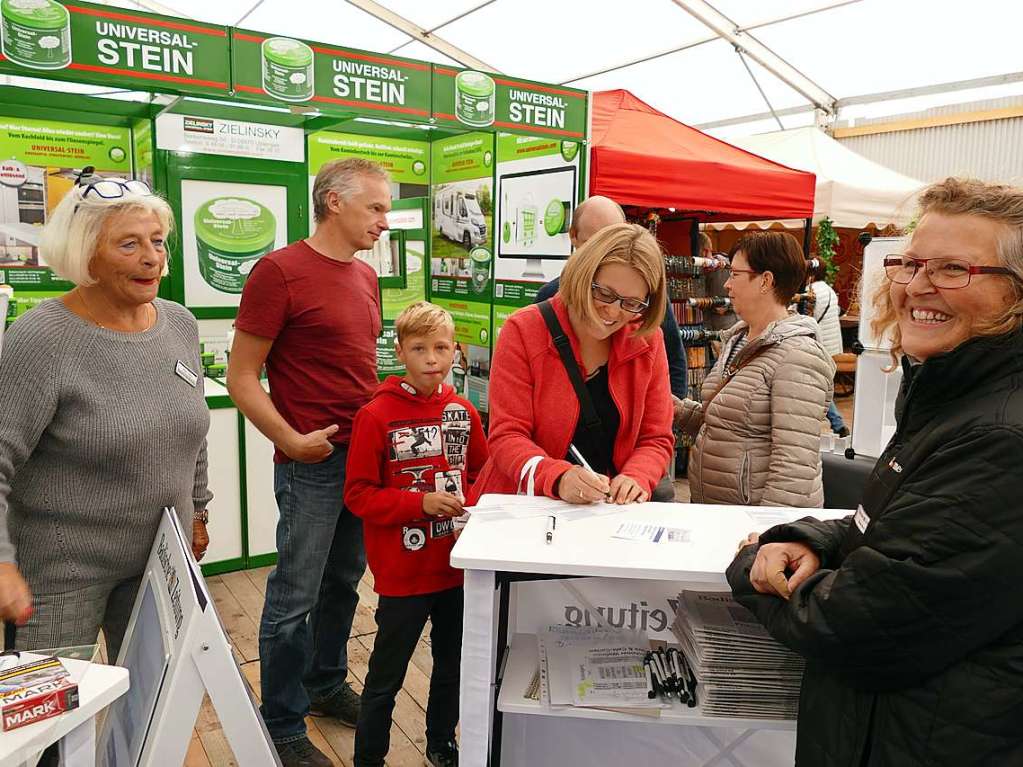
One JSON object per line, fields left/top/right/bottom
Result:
{"left": 231, "top": 28, "right": 431, "bottom": 120}
{"left": 0, "top": 110, "right": 132, "bottom": 294}
{"left": 308, "top": 130, "right": 430, "bottom": 184}
{"left": 0, "top": 0, "right": 230, "bottom": 96}
{"left": 430, "top": 132, "right": 495, "bottom": 305}
{"left": 432, "top": 66, "right": 587, "bottom": 140}
{"left": 164, "top": 156, "right": 308, "bottom": 319}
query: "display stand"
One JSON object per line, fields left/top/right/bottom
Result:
{"left": 96, "top": 509, "right": 279, "bottom": 767}
{"left": 451, "top": 496, "right": 848, "bottom": 767}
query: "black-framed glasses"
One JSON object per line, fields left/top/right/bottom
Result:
{"left": 882, "top": 254, "right": 1016, "bottom": 289}
{"left": 75, "top": 165, "right": 151, "bottom": 202}
{"left": 591, "top": 282, "right": 649, "bottom": 314}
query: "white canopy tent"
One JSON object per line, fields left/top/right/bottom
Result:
{"left": 3, "top": 0, "right": 1023, "bottom": 139}
{"left": 721, "top": 126, "right": 926, "bottom": 229}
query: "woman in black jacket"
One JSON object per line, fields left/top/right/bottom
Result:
{"left": 727, "top": 177, "right": 1023, "bottom": 767}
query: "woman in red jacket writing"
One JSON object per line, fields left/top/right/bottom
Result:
{"left": 468, "top": 223, "right": 674, "bottom": 505}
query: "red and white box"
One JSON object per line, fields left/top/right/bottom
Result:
{"left": 0, "top": 656, "right": 80, "bottom": 731}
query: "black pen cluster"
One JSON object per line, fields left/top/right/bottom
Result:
{"left": 644, "top": 647, "right": 697, "bottom": 707}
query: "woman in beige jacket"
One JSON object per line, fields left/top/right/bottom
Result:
{"left": 680, "top": 232, "right": 835, "bottom": 507}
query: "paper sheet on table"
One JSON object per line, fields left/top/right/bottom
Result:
{"left": 469, "top": 494, "right": 622, "bottom": 523}
{"left": 612, "top": 520, "right": 691, "bottom": 543}
{"left": 745, "top": 508, "right": 798, "bottom": 528}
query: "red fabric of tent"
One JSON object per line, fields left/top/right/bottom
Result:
{"left": 589, "top": 90, "right": 816, "bottom": 222}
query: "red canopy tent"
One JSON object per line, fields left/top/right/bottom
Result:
{"left": 589, "top": 90, "right": 816, "bottom": 223}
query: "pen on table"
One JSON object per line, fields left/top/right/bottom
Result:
{"left": 567, "top": 443, "right": 610, "bottom": 501}
{"left": 545, "top": 515, "right": 556, "bottom": 544}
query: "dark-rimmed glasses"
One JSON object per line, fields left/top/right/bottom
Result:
{"left": 591, "top": 282, "right": 649, "bottom": 314}
{"left": 883, "top": 254, "right": 1016, "bottom": 289}
{"left": 75, "top": 165, "right": 151, "bottom": 203}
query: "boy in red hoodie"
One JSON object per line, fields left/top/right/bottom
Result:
{"left": 345, "top": 301, "right": 487, "bottom": 767}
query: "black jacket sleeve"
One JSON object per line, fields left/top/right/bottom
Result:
{"left": 727, "top": 426, "right": 1023, "bottom": 691}
{"left": 661, "top": 307, "right": 687, "bottom": 399}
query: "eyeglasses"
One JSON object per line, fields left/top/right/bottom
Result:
{"left": 74, "top": 165, "right": 151, "bottom": 203}
{"left": 882, "top": 254, "right": 1016, "bottom": 289}
{"left": 591, "top": 282, "right": 649, "bottom": 314}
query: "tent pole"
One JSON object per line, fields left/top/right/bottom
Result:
{"left": 803, "top": 218, "right": 813, "bottom": 255}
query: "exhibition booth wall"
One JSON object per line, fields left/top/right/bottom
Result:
{"left": 0, "top": 0, "right": 589, "bottom": 576}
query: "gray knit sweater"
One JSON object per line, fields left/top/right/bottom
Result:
{"left": 0, "top": 298, "right": 212, "bottom": 594}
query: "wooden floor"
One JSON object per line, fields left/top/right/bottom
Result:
{"left": 192, "top": 394, "right": 856, "bottom": 765}
{"left": 189, "top": 566, "right": 434, "bottom": 767}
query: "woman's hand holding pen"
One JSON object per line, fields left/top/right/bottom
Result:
{"left": 557, "top": 465, "right": 610, "bottom": 504}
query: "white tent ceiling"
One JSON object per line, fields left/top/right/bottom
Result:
{"left": 9, "top": 0, "right": 1023, "bottom": 139}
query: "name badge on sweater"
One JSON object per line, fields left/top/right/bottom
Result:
{"left": 854, "top": 504, "right": 870, "bottom": 534}
{"left": 175, "top": 360, "right": 198, "bottom": 387}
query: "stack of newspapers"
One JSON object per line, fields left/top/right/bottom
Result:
{"left": 534, "top": 625, "right": 669, "bottom": 715}
{"left": 671, "top": 590, "right": 804, "bottom": 719}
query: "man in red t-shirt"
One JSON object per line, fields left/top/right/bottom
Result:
{"left": 228, "top": 158, "right": 390, "bottom": 767}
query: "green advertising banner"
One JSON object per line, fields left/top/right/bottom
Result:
{"left": 0, "top": 115, "right": 131, "bottom": 291}
{"left": 308, "top": 131, "right": 429, "bottom": 184}
{"left": 231, "top": 29, "right": 431, "bottom": 119}
{"left": 0, "top": 0, "right": 230, "bottom": 95}
{"left": 430, "top": 132, "right": 495, "bottom": 304}
{"left": 432, "top": 67, "right": 587, "bottom": 139}
{"left": 496, "top": 132, "right": 581, "bottom": 163}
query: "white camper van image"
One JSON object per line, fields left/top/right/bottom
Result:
{"left": 434, "top": 188, "right": 487, "bottom": 250}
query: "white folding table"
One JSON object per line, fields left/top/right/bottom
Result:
{"left": 451, "top": 497, "right": 848, "bottom": 767}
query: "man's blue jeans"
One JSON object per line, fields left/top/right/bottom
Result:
{"left": 826, "top": 401, "right": 847, "bottom": 433}
{"left": 259, "top": 446, "right": 366, "bottom": 742}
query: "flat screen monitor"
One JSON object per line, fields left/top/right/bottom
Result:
{"left": 497, "top": 166, "right": 577, "bottom": 263}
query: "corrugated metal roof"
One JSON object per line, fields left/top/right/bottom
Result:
{"left": 834, "top": 96, "right": 1023, "bottom": 184}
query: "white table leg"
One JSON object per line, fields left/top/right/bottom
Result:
{"left": 58, "top": 718, "right": 96, "bottom": 767}
{"left": 459, "top": 569, "right": 498, "bottom": 765}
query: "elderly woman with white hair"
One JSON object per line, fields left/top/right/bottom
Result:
{"left": 0, "top": 168, "right": 211, "bottom": 660}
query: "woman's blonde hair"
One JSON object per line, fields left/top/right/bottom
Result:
{"left": 558, "top": 223, "right": 667, "bottom": 337}
{"left": 871, "top": 177, "right": 1023, "bottom": 361}
{"left": 40, "top": 183, "right": 173, "bottom": 287}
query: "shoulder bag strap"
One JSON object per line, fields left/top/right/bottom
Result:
{"left": 538, "top": 300, "right": 612, "bottom": 466}
{"left": 701, "top": 345, "right": 767, "bottom": 414}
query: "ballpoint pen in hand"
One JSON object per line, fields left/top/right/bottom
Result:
{"left": 567, "top": 443, "right": 611, "bottom": 501}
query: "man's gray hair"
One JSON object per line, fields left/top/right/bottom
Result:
{"left": 312, "top": 158, "right": 390, "bottom": 223}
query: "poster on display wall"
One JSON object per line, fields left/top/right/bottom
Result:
{"left": 493, "top": 133, "right": 582, "bottom": 336}
{"left": 307, "top": 132, "right": 430, "bottom": 379}
{"left": 430, "top": 132, "right": 494, "bottom": 414}
{"left": 178, "top": 179, "right": 288, "bottom": 308}
{"left": 0, "top": 114, "right": 131, "bottom": 318}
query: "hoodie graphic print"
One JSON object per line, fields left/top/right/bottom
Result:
{"left": 345, "top": 376, "right": 488, "bottom": 596}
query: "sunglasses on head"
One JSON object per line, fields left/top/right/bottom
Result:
{"left": 74, "top": 166, "right": 152, "bottom": 205}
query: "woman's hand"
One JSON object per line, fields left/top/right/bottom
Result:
{"left": 749, "top": 541, "right": 820, "bottom": 600}
{"left": 608, "top": 474, "right": 649, "bottom": 504}
{"left": 0, "top": 562, "right": 33, "bottom": 625}
{"left": 557, "top": 466, "right": 610, "bottom": 504}
{"left": 192, "top": 519, "right": 210, "bottom": 562}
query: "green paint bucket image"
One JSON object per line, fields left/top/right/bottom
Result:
{"left": 108, "top": 147, "right": 126, "bottom": 163}
{"left": 194, "top": 197, "right": 276, "bottom": 295}
{"left": 261, "top": 37, "right": 314, "bottom": 103}
{"left": 517, "top": 206, "right": 537, "bottom": 247}
{"left": 544, "top": 199, "right": 566, "bottom": 236}
{"left": 560, "top": 141, "right": 579, "bottom": 163}
{"left": 455, "top": 71, "right": 496, "bottom": 128}
{"left": 1, "top": 0, "right": 72, "bottom": 71}
{"left": 469, "top": 246, "right": 491, "bottom": 294}
{"left": 412, "top": 160, "right": 426, "bottom": 176}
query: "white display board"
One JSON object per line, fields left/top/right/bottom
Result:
{"left": 852, "top": 236, "right": 908, "bottom": 458}
{"left": 156, "top": 114, "right": 305, "bottom": 163}
{"left": 97, "top": 509, "right": 280, "bottom": 767}
{"left": 180, "top": 179, "right": 288, "bottom": 309}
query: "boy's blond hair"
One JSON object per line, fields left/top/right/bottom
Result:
{"left": 395, "top": 301, "right": 455, "bottom": 343}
